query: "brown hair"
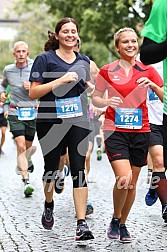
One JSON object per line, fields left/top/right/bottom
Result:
{"left": 44, "top": 17, "right": 79, "bottom": 51}
{"left": 114, "top": 27, "right": 138, "bottom": 47}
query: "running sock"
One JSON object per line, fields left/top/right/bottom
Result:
{"left": 22, "top": 178, "right": 29, "bottom": 185}
{"left": 45, "top": 200, "right": 54, "bottom": 209}
{"left": 77, "top": 219, "right": 86, "bottom": 225}
{"left": 152, "top": 172, "right": 167, "bottom": 205}
{"left": 148, "top": 176, "right": 156, "bottom": 197}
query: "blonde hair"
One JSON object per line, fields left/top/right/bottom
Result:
{"left": 13, "top": 41, "right": 29, "bottom": 51}
{"left": 114, "top": 27, "right": 138, "bottom": 47}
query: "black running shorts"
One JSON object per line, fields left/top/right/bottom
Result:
{"left": 104, "top": 131, "right": 149, "bottom": 167}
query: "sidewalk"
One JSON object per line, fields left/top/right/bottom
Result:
{"left": 0, "top": 130, "right": 166, "bottom": 251}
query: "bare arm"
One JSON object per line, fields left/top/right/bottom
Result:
{"left": 152, "top": 85, "right": 164, "bottom": 102}
{"left": 137, "top": 77, "right": 164, "bottom": 102}
{"left": 92, "top": 88, "right": 122, "bottom": 108}
{"left": 29, "top": 72, "right": 78, "bottom": 100}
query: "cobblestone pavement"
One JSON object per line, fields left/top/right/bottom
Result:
{"left": 0, "top": 130, "right": 167, "bottom": 252}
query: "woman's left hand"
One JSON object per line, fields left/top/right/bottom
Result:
{"left": 136, "top": 77, "right": 156, "bottom": 89}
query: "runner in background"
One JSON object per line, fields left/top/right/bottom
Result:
{"left": 145, "top": 61, "right": 166, "bottom": 222}
{"left": 0, "top": 41, "right": 37, "bottom": 197}
{"left": 140, "top": 0, "right": 167, "bottom": 222}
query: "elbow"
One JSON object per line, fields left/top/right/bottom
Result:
{"left": 92, "top": 96, "right": 99, "bottom": 107}
{"left": 29, "top": 90, "right": 36, "bottom": 100}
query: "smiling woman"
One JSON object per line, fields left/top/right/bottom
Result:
{"left": 92, "top": 27, "right": 164, "bottom": 243}
{"left": 29, "top": 17, "right": 94, "bottom": 242}
{"left": 44, "top": 17, "right": 79, "bottom": 53}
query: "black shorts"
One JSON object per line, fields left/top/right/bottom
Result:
{"left": 163, "top": 114, "right": 167, "bottom": 169}
{"left": 104, "top": 131, "right": 149, "bottom": 167}
{"left": 149, "top": 123, "right": 163, "bottom": 146}
{"left": 0, "top": 114, "right": 7, "bottom": 127}
{"left": 8, "top": 115, "right": 36, "bottom": 141}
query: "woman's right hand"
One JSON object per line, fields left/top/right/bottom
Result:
{"left": 61, "top": 72, "right": 78, "bottom": 84}
{"left": 106, "top": 96, "right": 123, "bottom": 108}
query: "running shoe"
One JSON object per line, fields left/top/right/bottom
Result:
{"left": 162, "top": 204, "right": 167, "bottom": 222}
{"left": 41, "top": 206, "right": 54, "bottom": 230}
{"left": 24, "top": 182, "right": 34, "bottom": 197}
{"left": 86, "top": 202, "right": 94, "bottom": 216}
{"left": 145, "top": 188, "right": 158, "bottom": 206}
{"left": 107, "top": 217, "right": 120, "bottom": 239}
{"left": 97, "top": 147, "right": 102, "bottom": 161}
{"left": 75, "top": 222, "right": 94, "bottom": 241}
{"left": 119, "top": 224, "right": 132, "bottom": 243}
{"left": 55, "top": 175, "right": 65, "bottom": 194}
{"left": 28, "top": 160, "right": 34, "bottom": 173}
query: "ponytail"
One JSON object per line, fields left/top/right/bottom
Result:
{"left": 44, "top": 30, "right": 59, "bottom": 51}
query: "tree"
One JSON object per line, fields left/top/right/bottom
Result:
{"left": 0, "top": 41, "right": 14, "bottom": 76}
{"left": 10, "top": 0, "right": 57, "bottom": 60}
{"left": 22, "top": 0, "right": 153, "bottom": 65}
{"left": 0, "top": 0, "right": 57, "bottom": 74}
{"left": 1, "top": 0, "right": 153, "bottom": 71}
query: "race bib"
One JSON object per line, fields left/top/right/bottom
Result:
{"left": 148, "top": 88, "right": 159, "bottom": 101}
{"left": 17, "top": 107, "right": 35, "bottom": 120}
{"left": 56, "top": 96, "right": 83, "bottom": 118}
{"left": 115, "top": 108, "right": 142, "bottom": 129}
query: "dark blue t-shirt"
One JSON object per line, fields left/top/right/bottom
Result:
{"left": 29, "top": 50, "right": 90, "bottom": 123}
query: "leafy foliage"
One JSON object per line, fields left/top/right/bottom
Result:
{"left": 23, "top": 0, "right": 153, "bottom": 65}
{"left": 0, "top": 0, "right": 154, "bottom": 73}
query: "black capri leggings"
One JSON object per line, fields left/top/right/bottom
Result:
{"left": 36, "top": 121, "right": 90, "bottom": 188}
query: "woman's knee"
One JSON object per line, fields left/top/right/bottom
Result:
{"left": 71, "top": 169, "right": 87, "bottom": 188}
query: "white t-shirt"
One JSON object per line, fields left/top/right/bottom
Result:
{"left": 146, "top": 61, "right": 163, "bottom": 125}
